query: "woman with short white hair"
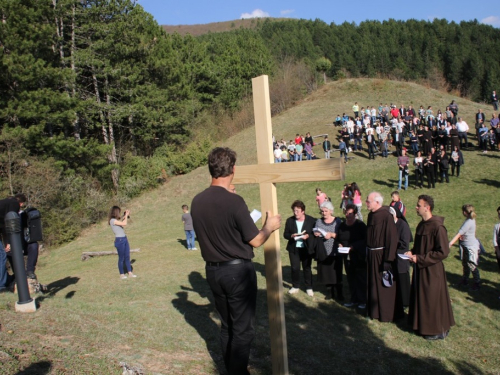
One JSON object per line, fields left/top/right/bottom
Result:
{"left": 314, "top": 201, "right": 343, "bottom": 300}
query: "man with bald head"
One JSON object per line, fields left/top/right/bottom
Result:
{"left": 365, "top": 192, "right": 402, "bottom": 322}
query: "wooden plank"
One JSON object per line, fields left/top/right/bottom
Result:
{"left": 233, "top": 158, "right": 344, "bottom": 185}
{"left": 252, "top": 75, "right": 289, "bottom": 375}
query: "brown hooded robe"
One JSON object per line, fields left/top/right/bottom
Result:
{"left": 408, "top": 215, "right": 455, "bottom": 336}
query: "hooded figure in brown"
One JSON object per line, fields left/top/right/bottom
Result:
{"left": 365, "top": 192, "right": 403, "bottom": 322}
{"left": 405, "top": 195, "right": 455, "bottom": 340}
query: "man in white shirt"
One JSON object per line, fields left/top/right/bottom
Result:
{"left": 456, "top": 117, "right": 469, "bottom": 149}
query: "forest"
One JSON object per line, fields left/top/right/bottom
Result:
{"left": 1, "top": 0, "right": 500, "bottom": 245}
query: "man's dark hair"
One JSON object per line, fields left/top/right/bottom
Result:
{"left": 344, "top": 203, "right": 358, "bottom": 214}
{"left": 15, "top": 193, "right": 26, "bottom": 203}
{"left": 291, "top": 200, "right": 305, "bottom": 212}
{"left": 182, "top": 205, "right": 188, "bottom": 210}
{"left": 418, "top": 194, "right": 434, "bottom": 212}
{"left": 208, "top": 147, "right": 237, "bottom": 179}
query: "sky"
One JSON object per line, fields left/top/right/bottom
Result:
{"left": 137, "top": 0, "right": 500, "bottom": 27}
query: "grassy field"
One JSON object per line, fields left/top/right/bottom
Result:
{"left": 1, "top": 78, "right": 500, "bottom": 374}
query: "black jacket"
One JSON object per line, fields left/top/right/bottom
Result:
{"left": 283, "top": 214, "right": 316, "bottom": 252}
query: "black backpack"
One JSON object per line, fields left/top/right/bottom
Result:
{"left": 21, "top": 207, "right": 43, "bottom": 243}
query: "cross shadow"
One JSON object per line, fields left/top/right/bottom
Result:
{"left": 14, "top": 360, "right": 52, "bottom": 374}
{"left": 37, "top": 276, "right": 80, "bottom": 302}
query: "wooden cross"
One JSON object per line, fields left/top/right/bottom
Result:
{"left": 232, "top": 75, "right": 345, "bottom": 374}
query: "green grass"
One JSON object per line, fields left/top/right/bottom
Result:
{"left": 1, "top": 78, "right": 500, "bottom": 374}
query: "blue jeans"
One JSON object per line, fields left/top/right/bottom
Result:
{"left": 306, "top": 153, "right": 312, "bottom": 160}
{"left": 0, "top": 241, "right": 7, "bottom": 289}
{"left": 411, "top": 143, "right": 419, "bottom": 156}
{"left": 206, "top": 261, "right": 257, "bottom": 375}
{"left": 399, "top": 170, "right": 409, "bottom": 190}
{"left": 185, "top": 230, "right": 195, "bottom": 249}
{"left": 115, "top": 236, "right": 131, "bottom": 274}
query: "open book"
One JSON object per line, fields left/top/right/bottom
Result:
{"left": 312, "top": 227, "right": 327, "bottom": 237}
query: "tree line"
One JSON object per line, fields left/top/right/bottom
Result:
{"left": 1, "top": 0, "right": 498, "bottom": 245}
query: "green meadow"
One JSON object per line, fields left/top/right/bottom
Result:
{"left": 1, "top": 78, "right": 500, "bottom": 374}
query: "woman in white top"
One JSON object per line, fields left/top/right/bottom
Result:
{"left": 109, "top": 206, "right": 137, "bottom": 280}
{"left": 449, "top": 204, "right": 480, "bottom": 291}
{"left": 414, "top": 151, "right": 424, "bottom": 188}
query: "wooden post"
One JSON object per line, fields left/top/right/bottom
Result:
{"left": 230, "top": 75, "right": 344, "bottom": 374}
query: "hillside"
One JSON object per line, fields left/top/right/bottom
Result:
{"left": 162, "top": 18, "right": 284, "bottom": 36}
{"left": 1, "top": 79, "right": 500, "bottom": 374}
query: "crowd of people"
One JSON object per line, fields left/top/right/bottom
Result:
{"left": 282, "top": 190, "right": 500, "bottom": 342}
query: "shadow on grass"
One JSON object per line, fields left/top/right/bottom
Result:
{"left": 173, "top": 263, "right": 483, "bottom": 374}
{"left": 473, "top": 178, "right": 500, "bottom": 188}
{"left": 173, "top": 272, "right": 224, "bottom": 373}
{"left": 14, "top": 360, "right": 52, "bottom": 374}
{"left": 372, "top": 179, "right": 398, "bottom": 188}
{"left": 37, "top": 276, "right": 80, "bottom": 302}
{"left": 479, "top": 152, "right": 500, "bottom": 159}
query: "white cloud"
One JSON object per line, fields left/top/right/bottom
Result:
{"left": 240, "top": 9, "right": 270, "bottom": 19}
{"left": 482, "top": 16, "right": 500, "bottom": 27}
{"left": 280, "top": 9, "right": 295, "bottom": 16}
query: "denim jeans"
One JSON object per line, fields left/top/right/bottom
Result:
{"left": 206, "top": 261, "right": 256, "bottom": 375}
{"left": 114, "top": 236, "right": 131, "bottom": 274}
{"left": 398, "top": 170, "right": 409, "bottom": 190}
{"left": 0, "top": 241, "right": 7, "bottom": 289}
{"left": 185, "top": 230, "right": 195, "bottom": 249}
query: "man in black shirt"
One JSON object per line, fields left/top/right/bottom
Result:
{"left": 0, "top": 193, "right": 26, "bottom": 292}
{"left": 191, "top": 147, "right": 281, "bottom": 375}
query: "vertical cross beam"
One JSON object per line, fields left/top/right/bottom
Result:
{"left": 252, "top": 75, "right": 288, "bottom": 375}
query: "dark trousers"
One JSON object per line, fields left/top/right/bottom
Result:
{"left": 440, "top": 168, "right": 449, "bottom": 183}
{"left": 458, "top": 132, "right": 468, "bottom": 148}
{"left": 426, "top": 169, "right": 435, "bottom": 188}
{"left": 345, "top": 257, "right": 367, "bottom": 304}
{"left": 114, "top": 236, "right": 131, "bottom": 274}
{"left": 451, "top": 162, "right": 461, "bottom": 177}
{"left": 415, "top": 170, "right": 424, "bottom": 187}
{"left": 289, "top": 247, "right": 313, "bottom": 288}
{"left": 397, "top": 272, "right": 411, "bottom": 307}
{"left": 6, "top": 242, "right": 40, "bottom": 277}
{"left": 25, "top": 242, "right": 39, "bottom": 273}
{"left": 368, "top": 143, "right": 376, "bottom": 159}
{"left": 206, "top": 261, "right": 256, "bottom": 375}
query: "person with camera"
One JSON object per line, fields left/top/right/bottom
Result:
{"left": 108, "top": 206, "right": 136, "bottom": 280}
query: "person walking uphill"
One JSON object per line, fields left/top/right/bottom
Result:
{"left": 108, "top": 206, "right": 137, "bottom": 280}
{"left": 405, "top": 195, "right": 455, "bottom": 340}
{"left": 191, "top": 147, "right": 281, "bottom": 375}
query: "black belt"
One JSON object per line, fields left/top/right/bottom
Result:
{"left": 206, "top": 259, "right": 251, "bottom": 267}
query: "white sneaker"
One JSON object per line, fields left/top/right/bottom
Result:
{"left": 288, "top": 287, "right": 299, "bottom": 294}
{"left": 191, "top": 247, "right": 198, "bottom": 250}
{"left": 306, "top": 289, "right": 314, "bottom": 297}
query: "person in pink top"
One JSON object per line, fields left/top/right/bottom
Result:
{"left": 315, "top": 188, "right": 328, "bottom": 207}
{"left": 351, "top": 182, "right": 363, "bottom": 221}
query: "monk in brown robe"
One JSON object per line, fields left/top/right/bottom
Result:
{"left": 365, "top": 192, "right": 403, "bottom": 322}
{"left": 405, "top": 195, "right": 455, "bottom": 340}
